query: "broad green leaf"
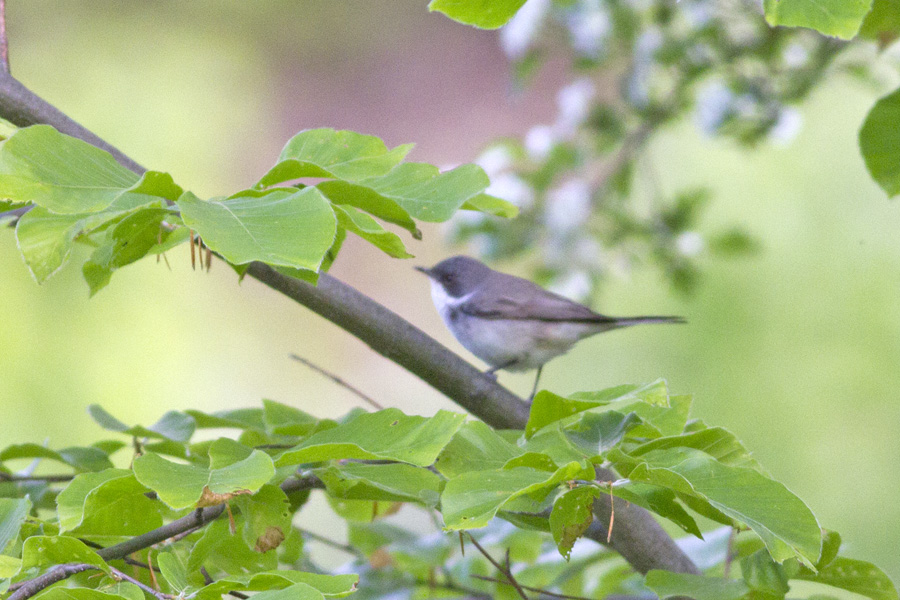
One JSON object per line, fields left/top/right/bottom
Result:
{"left": 316, "top": 180, "right": 420, "bottom": 237}
{"left": 361, "top": 162, "right": 490, "bottom": 222}
{"left": 763, "top": 0, "right": 872, "bottom": 39}
{"left": 132, "top": 445, "right": 274, "bottom": 509}
{"left": 192, "top": 569, "right": 358, "bottom": 600}
{"left": 428, "top": 0, "right": 528, "bottom": 29}
{"left": 434, "top": 421, "right": 523, "bottom": 478}
{"left": 232, "top": 484, "right": 292, "bottom": 552}
{"left": 35, "top": 589, "right": 131, "bottom": 600}
{"left": 550, "top": 486, "right": 601, "bottom": 560}
{"left": 0, "top": 498, "right": 31, "bottom": 551}
{"left": 645, "top": 570, "right": 750, "bottom": 600}
{"left": 157, "top": 551, "right": 199, "bottom": 595}
{"left": 56, "top": 469, "right": 161, "bottom": 536}
{"left": 0, "top": 555, "right": 21, "bottom": 578}
{"left": 794, "top": 557, "right": 899, "bottom": 600}
{"left": 276, "top": 409, "right": 466, "bottom": 467}
{"left": 187, "top": 408, "right": 266, "bottom": 431}
{"left": 0, "top": 444, "right": 111, "bottom": 472}
{"left": 332, "top": 204, "right": 413, "bottom": 258}
{"left": 251, "top": 584, "right": 326, "bottom": 600}
{"left": 189, "top": 518, "right": 277, "bottom": 575}
{"left": 611, "top": 481, "right": 701, "bottom": 537}
{"left": 19, "top": 536, "right": 109, "bottom": 573}
{"left": 315, "top": 462, "right": 444, "bottom": 507}
{"left": 614, "top": 447, "right": 821, "bottom": 568}
{"left": 860, "top": 86, "right": 900, "bottom": 197}
{"left": 177, "top": 188, "right": 337, "bottom": 270}
{"left": 87, "top": 405, "right": 196, "bottom": 442}
{"left": 0, "top": 443, "right": 65, "bottom": 464}
{"left": 262, "top": 400, "right": 319, "bottom": 436}
{"left": 82, "top": 208, "right": 174, "bottom": 295}
{"left": 562, "top": 411, "right": 641, "bottom": 458}
{"left": 628, "top": 427, "right": 764, "bottom": 472}
{"left": 860, "top": 0, "right": 900, "bottom": 46}
{"left": 257, "top": 128, "right": 413, "bottom": 186}
{"left": 441, "top": 462, "right": 589, "bottom": 530}
{"left": 460, "top": 193, "right": 519, "bottom": 218}
{"left": 741, "top": 549, "right": 790, "bottom": 595}
{"left": 0, "top": 125, "right": 138, "bottom": 213}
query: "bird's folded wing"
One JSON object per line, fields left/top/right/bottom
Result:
{"left": 459, "top": 288, "right": 609, "bottom": 322}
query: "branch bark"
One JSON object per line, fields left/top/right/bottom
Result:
{"left": 0, "top": 68, "right": 698, "bottom": 579}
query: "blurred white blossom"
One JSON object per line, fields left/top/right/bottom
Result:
{"left": 625, "top": 28, "right": 663, "bottom": 107}
{"left": 525, "top": 125, "right": 558, "bottom": 160}
{"left": 769, "top": 107, "right": 802, "bottom": 146}
{"left": 782, "top": 42, "right": 809, "bottom": 68}
{"left": 675, "top": 231, "right": 705, "bottom": 257}
{"left": 556, "top": 78, "right": 596, "bottom": 135}
{"left": 500, "top": 0, "right": 551, "bottom": 59}
{"left": 485, "top": 173, "right": 534, "bottom": 209}
{"left": 545, "top": 178, "right": 592, "bottom": 234}
{"left": 548, "top": 270, "right": 592, "bottom": 302}
{"left": 695, "top": 80, "right": 734, "bottom": 135}
{"left": 475, "top": 145, "right": 514, "bottom": 176}
{"left": 566, "top": 2, "right": 611, "bottom": 57}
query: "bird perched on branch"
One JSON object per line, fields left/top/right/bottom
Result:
{"left": 417, "top": 256, "right": 684, "bottom": 399}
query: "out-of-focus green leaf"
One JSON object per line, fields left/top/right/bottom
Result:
{"left": 741, "top": 549, "right": 790, "bottom": 596}
{"left": 0, "top": 498, "right": 31, "bottom": 551}
{"left": 87, "top": 405, "right": 196, "bottom": 442}
{"left": 461, "top": 193, "right": 519, "bottom": 218}
{"left": 550, "top": 486, "right": 601, "bottom": 560}
{"left": 177, "top": 188, "right": 337, "bottom": 270}
{"left": 860, "top": 0, "right": 900, "bottom": 46}
{"left": 276, "top": 409, "right": 465, "bottom": 467}
{"left": 428, "top": 0, "right": 528, "bottom": 29}
{"left": 0, "top": 125, "right": 138, "bottom": 213}
{"left": 257, "top": 128, "right": 413, "bottom": 186}
{"left": 251, "top": 584, "right": 326, "bottom": 600}
{"left": 442, "top": 462, "right": 591, "bottom": 530}
{"left": 645, "top": 570, "right": 750, "bottom": 600}
{"left": 613, "top": 447, "right": 821, "bottom": 568}
{"left": 794, "top": 556, "right": 899, "bottom": 599}
{"left": 35, "top": 589, "right": 131, "bottom": 600}
{"left": 435, "top": 421, "right": 523, "bottom": 478}
{"left": 187, "top": 408, "right": 266, "bottom": 431}
{"left": 316, "top": 463, "right": 444, "bottom": 507}
{"left": 132, "top": 443, "right": 274, "bottom": 509}
{"left": 763, "top": 0, "right": 872, "bottom": 39}
{"left": 192, "top": 569, "right": 358, "bottom": 600}
{"left": 860, "top": 86, "right": 900, "bottom": 197}
{"left": 332, "top": 204, "right": 413, "bottom": 258}
{"left": 56, "top": 469, "right": 161, "bottom": 536}
{"left": 0, "top": 444, "right": 111, "bottom": 472}
{"left": 262, "top": 400, "right": 319, "bottom": 436}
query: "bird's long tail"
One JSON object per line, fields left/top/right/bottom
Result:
{"left": 603, "top": 315, "right": 686, "bottom": 328}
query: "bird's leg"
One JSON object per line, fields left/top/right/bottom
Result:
{"left": 528, "top": 366, "right": 544, "bottom": 401}
{"left": 483, "top": 359, "right": 519, "bottom": 381}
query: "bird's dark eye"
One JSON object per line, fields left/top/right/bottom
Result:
{"left": 442, "top": 273, "right": 454, "bottom": 283}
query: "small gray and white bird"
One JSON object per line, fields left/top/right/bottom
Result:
{"left": 416, "top": 256, "right": 684, "bottom": 398}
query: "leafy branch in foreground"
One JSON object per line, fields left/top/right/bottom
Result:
{"left": 1, "top": 386, "right": 896, "bottom": 600}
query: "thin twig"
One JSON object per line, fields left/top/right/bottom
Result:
{"left": 109, "top": 565, "right": 172, "bottom": 600}
{"left": 472, "top": 575, "right": 595, "bottom": 600}
{"left": 289, "top": 353, "right": 384, "bottom": 410}
{"left": 723, "top": 527, "right": 736, "bottom": 578}
{"left": 201, "top": 566, "right": 250, "bottom": 599}
{"left": 7, "top": 564, "right": 97, "bottom": 599}
{"left": 0, "top": 0, "right": 9, "bottom": 73}
{"left": 297, "top": 528, "right": 363, "bottom": 558}
{"left": 464, "top": 533, "right": 529, "bottom": 600}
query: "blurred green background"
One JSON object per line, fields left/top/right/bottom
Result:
{"left": 1, "top": 0, "right": 899, "bottom": 582}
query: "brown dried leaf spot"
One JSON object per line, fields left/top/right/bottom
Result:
{"left": 255, "top": 526, "right": 286, "bottom": 553}
{"left": 196, "top": 486, "right": 253, "bottom": 507}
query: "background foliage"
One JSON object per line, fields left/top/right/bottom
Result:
{"left": 1, "top": 0, "right": 900, "bottom": 588}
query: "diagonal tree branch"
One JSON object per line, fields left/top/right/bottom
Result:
{"left": 0, "top": 68, "right": 697, "bottom": 578}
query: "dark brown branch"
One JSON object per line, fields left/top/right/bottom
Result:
{"left": 289, "top": 353, "right": 384, "bottom": 410}
{"left": 0, "top": 68, "right": 697, "bottom": 579}
{"left": 465, "top": 533, "right": 529, "bottom": 600}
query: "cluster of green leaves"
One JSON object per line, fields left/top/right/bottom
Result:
{"left": 2, "top": 384, "right": 895, "bottom": 600}
{"left": 431, "top": 0, "right": 900, "bottom": 297}
{"left": 0, "top": 124, "right": 515, "bottom": 293}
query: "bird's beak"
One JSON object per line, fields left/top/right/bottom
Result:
{"left": 414, "top": 266, "right": 431, "bottom": 277}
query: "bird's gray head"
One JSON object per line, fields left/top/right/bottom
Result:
{"left": 415, "top": 255, "right": 492, "bottom": 298}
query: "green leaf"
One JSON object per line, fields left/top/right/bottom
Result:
{"left": 0, "top": 444, "right": 112, "bottom": 472}
{"left": 251, "top": 584, "right": 326, "bottom": 600}
{"left": 434, "top": 421, "right": 523, "bottom": 478}
{"left": 275, "top": 409, "right": 466, "bottom": 467}
{"left": 628, "top": 427, "right": 764, "bottom": 472}
{"left": 82, "top": 208, "right": 174, "bottom": 295}
{"left": 360, "top": 162, "right": 490, "bottom": 222}
{"left": 611, "top": 481, "right": 701, "bottom": 537}
{"left": 262, "top": 400, "right": 319, "bottom": 436}
{"left": 794, "top": 557, "right": 899, "bottom": 600}
{"left": 763, "top": 0, "right": 873, "bottom": 39}
{"left": 645, "top": 570, "right": 750, "bottom": 600}
{"left": 441, "top": 462, "right": 590, "bottom": 530}
{"left": 19, "top": 536, "right": 109, "bottom": 573}
{"left": 332, "top": 204, "right": 413, "bottom": 258}
{"left": 189, "top": 518, "right": 277, "bottom": 575}
{"left": 316, "top": 180, "right": 420, "bottom": 237}
{"left": 549, "top": 486, "right": 601, "bottom": 560}
{"left": 157, "top": 551, "right": 201, "bottom": 595}
{"left": 56, "top": 469, "right": 161, "bottom": 537}
{"left": 460, "top": 193, "right": 519, "bottom": 218}
{"left": 187, "top": 408, "right": 266, "bottom": 431}
{"left": 860, "top": 0, "right": 900, "bottom": 46}
{"left": 860, "top": 86, "right": 900, "bottom": 197}
{"left": 741, "top": 549, "right": 790, "bottom": 596}
{"left": 0, "top": 498, "right": 31, "bottom": 552}
{"left": 192, "top": 570, "right": 358, "bottom": 600}
{"left": 613, "top": 447, "right": 821, "bottom": 568}
{"left": 87, "top": 405, "right": 196, "bottom": 442}
{"left": 232, "top": 484, "right": 292, "bottom": 553}
{"left": 177, "top": 188, "right": 337, "bottom": 271}
{"left": 0, "top": 125, "right": 139, "bottom": 213}
{"left": 34, "top": 589, "right": 132, "bottom": 600}
{"left": 132, "top": 444, "right": 274, "bottom": 509}
{"left": 315, "top": 462, "right": 444, "bottom": 507}
{"left": 257, "top": 128, "right": 413, "bottom": 186}
{"left": 428, "top": 0, "right": 528, "bottom": 29}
